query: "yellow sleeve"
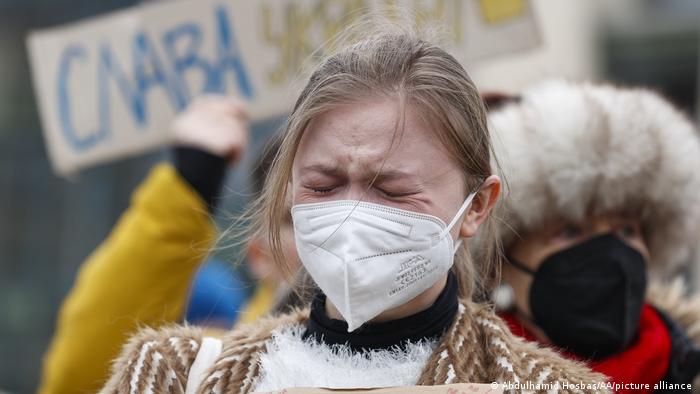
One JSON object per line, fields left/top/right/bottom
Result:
{"left": 237, "top": 280, "right": 277, "bottom": 325}
{"left": 38, "top": 163, "right": 217, "bottom": 394}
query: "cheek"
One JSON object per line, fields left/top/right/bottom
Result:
{"left": 626, "top": 236, "right": 650, "bottom": 261}
{"left": 425, "top": 174, "right": 471, "bottom": 231}
{"left": 509, "top": 238, "right": 563, "bottom": 270}
{"left": 290, "top": 184, "right": 305, "bottom": 204}
{"left": 289, "top": 174, "right": 304, "bottom": 204}
{"left": 281, "top": 226, "right": 299, "bottom": 265}
{"left": 545, "top": 237, "right": 583, "bottom": 259}
{"left": 509, "top": 232, "right": 588, "bottom": 274}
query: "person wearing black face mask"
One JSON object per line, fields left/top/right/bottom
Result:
{"left": 508, "top": 233, "right": 648, "bottom": 361}
{"left": 481, "top": 80, "right": 700, "bottom": 394}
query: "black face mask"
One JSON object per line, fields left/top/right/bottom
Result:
{"left": 509, "top": 233, "right": 647, "bottom": 360}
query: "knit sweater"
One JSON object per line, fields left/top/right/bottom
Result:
{"left": 99, "top": 299, "right": 608, "bottom": 393}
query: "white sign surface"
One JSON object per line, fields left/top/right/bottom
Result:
{"left": 27, "top": 0, "right": 539, "bottom": 176}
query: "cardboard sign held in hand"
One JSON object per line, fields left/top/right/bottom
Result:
{"left": 27, "top": 0, "right": 538, "bottom": 177}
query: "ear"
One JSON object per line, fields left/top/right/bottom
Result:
{"left": 459, "top": 174, "right": 501, "bottom": 238}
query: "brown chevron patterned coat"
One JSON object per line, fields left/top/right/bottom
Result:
{"left": 99, "top": 299, "right": 609, "bottom": 394}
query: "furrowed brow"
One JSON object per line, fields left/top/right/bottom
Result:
{"left": 300, "top": 164, "right": 344, "bottom": 177}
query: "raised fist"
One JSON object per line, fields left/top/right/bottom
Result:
{"left": 172, "top": 95, "right": 250, "bottom": 164}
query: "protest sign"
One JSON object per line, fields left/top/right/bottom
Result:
{"left": 27, "top": 0, "right": 538, "bottom": 176}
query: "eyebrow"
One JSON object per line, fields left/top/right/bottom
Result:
{"left": 300, "top": 164, "right": 419, "bottom": 183}
{"left": 372, "top": 169, "right": 418, "bottom": 183}
{"left": 300, "top": 164, "right": 344, "bottom": 177}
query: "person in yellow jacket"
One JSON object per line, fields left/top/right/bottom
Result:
{"left": 37, "top": 96, "right": 294, "bottom": 394}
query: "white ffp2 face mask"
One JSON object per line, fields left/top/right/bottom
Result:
{"left": 291, "top": 192, "right": 478, "bottom": 332}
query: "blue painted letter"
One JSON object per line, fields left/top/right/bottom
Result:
{"left": 57, "top": 44, "right": 109, "bottom": 151}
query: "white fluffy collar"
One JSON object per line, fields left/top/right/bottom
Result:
{"left": 252, "top": 325, "right": 437, "bottom": 391}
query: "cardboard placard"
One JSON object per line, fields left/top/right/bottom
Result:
{"left": 27, "top": 0, "right": 539, "bottom": 176}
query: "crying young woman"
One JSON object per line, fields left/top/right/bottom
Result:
{"left": 99, "top": 28, "right": 608, "bottom": 393}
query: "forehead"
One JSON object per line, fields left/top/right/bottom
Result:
{"left": 293, "top": 98, "right": 455, "bottom": 175}
{"left": 544, "top": 212, "right": 643, "bottom": 232}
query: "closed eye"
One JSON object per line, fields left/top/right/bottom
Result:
{"left": 311, "top": 186, "right": 335, "bottom": 194}
{"left": 377, "top": 188, "right": 417, "bottom": 198}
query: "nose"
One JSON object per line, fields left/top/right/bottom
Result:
{"left": 591, "top": 217, "right": 614, "bottom": 235}
{"left": 339, "top": 183, "right": 374, "bottom": 202}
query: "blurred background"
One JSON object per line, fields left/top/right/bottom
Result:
{"left": 1, "top": 0, "right": 699, "bottom": 391}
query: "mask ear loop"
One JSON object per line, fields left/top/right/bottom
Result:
{"left": 503, "top": 256, "right": 540, "bottom": 326}
{"left": 506, "top": 256, "right": 537, "bottom": 275}
{"left": 439, "top": 190, "right": 479, "bottom": 252}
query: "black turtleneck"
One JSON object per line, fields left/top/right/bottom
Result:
{"left": 302, "top": 271, "right": 459, "bottom": 352}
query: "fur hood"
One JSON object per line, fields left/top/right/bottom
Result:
{"left": 485, "top": 80, "right": 700, "bottom": 275}
{"left": 648, "top": 277, "right": 700, "bottom": 344}
{"left": 647, "top": 278, "right": 700, "bottom": 392}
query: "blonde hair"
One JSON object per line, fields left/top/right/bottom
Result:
{"left": 236, "top": 21, "right": 502, "bottom": 302}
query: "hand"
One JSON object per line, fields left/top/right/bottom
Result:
{"left": 172, "top": 95, "right": 250, "bottom": 164}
